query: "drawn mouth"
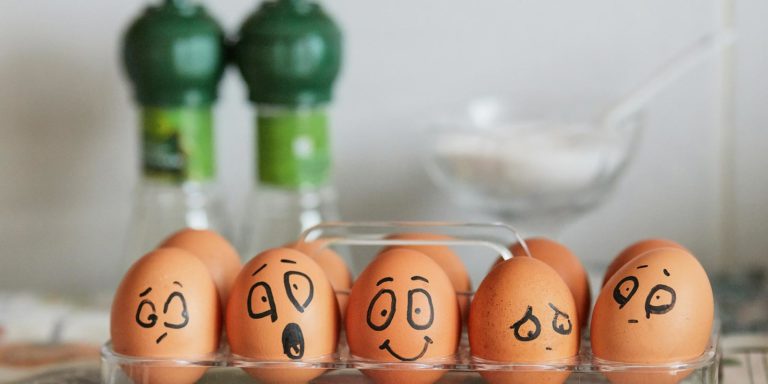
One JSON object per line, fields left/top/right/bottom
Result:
{"left": 282, "top": 323, "right": 305, "bottom": 360}
{"left": 156, "top": 332, "right": 168, "bottom": 344}
{"left": 379, "top": 336, "right": 433, "bottom": 361}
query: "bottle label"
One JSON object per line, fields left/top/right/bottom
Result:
{"left": 257, "top": 109, "right": 330, "bottom": 188}
{"left": 142, "top": 107, "right": 215, "bottom": 182}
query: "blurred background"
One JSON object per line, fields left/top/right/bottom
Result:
{"left": 2, "top": 0, "right": 768, "bottom": 382}
{"left": 4, "top": 0, "right": 766, "bottom": 295}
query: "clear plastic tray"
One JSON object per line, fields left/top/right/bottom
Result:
{"left": 101, "top": 222, "right": 721, "bottom": 384}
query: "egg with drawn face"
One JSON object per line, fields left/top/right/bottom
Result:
{"left": 226, "top": 248, "right": 339, "bottom": 383}
{"left": 346, "top": 249, "right": 460, "bottom": 384}
{"left": 469, "top": 256, "right": 579, "bottom": 384}
{"left": 111, "top": 248, "right": 220, "bottom": 384}
{"left": 591, "top": 248, "right": 713, "bottom": 384}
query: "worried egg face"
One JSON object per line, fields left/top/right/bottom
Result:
{"left": 111, "top": 248, "right": 220, "bottom": 384}
{"left": 591, "top": 248, "right": 713, "bottom": 363}
{"left": 346, "top": 249, "right": 460, "bottom": 384}
{"left": 226, "top": 248, "right": 339, "bottom": 383}
{"left": 469, "top": 257, "right": 579, "bottom": 384}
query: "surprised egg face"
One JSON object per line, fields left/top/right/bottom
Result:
{"left": 226, "top": 248, "right": 339, "bottom": 383}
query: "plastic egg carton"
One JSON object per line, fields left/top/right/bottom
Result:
{"left": 101, "top": 222, "right": 721, "bottom": 384}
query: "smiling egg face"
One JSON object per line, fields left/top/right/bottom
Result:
{"left": 591, "top": 248, "right": 713, "bottom": 364}
{"left": 346, "top": 249, "right": 460, "bottom": 384}
{"left": 226, "top": 248, "right": 339, "bottom": 383}
{"left": 469, "top": 257, "right": 579, "bottom": 384}
{"left": 111, "top": 248, "right": 220, "bottom": 384}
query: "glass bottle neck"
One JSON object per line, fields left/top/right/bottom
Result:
{"left": 140, "top": 106, "right": 216, "bottom": 184}
{"left": 255, "top": 105, "right": 332, "bottom": 190}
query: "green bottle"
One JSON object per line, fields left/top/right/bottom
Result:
{"left": 121, "top": 0, "right": 229, "bottom": 265}
{"left": 235, "top": 0, "right": 343, "bottom": 256}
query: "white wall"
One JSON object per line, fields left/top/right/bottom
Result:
{"left": 0, "top": 0, "right": 763, "bottom": 294}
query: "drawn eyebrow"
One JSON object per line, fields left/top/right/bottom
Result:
{"left": 173, "top": 281, "right": 183, "bottom": 288}
{"left": 252, "top": 263, "right": 268, "bottom": 276}
{"left": 663, "top": 269, "right": 670, "bottom": 276}
{"left": 411, "top": 276, "right": 429, "bottom": 283}
{"left": 139, "top": 287, "right": 152, "bottom": 297}
{"left": 376, "top": 277, "right": 394, "bottom": 286}
{"left": 280, "top": 259, "right": 297, "bottom": 264}
{"left": 636, "top": 265, "right": 649, "bottom": 269}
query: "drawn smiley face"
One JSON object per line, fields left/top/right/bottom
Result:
{"left": 226, "top": 248, "right": 339, "bottom": 364}
{"left": 346, "top": 249, "right": 460, "bottom": 364}
{"left": 134, "top": 281, "right": 190, "bottom": 344}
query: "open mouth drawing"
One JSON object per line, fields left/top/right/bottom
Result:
{"left": 282, "top": 323, "right": 305, "bottom": 360}
{"left": 379, "top": 336, "right": 433, "bottom": 362}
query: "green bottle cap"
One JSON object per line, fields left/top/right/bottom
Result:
{"left": 235, "top": 0, "right": 343, "bottom": 106}
{"left": 122, "top": 0, "right": 226, "bottom": 107}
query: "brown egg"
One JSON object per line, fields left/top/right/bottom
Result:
{"left": 285, "top": 239, "right": 353, "bottom": 316}
{"left": 159, "top": 228, "right": 242, "bottom": 307}
{"left": 509, "top": 238, "right": 591, "bottom": 329}
{"left": 382, "top": 233, "right": 472, "bottom": 320}
{"left": 226, "top": 248, "right": 339, "bottom": 383}
{"left": 346, "top": 248, "right": 460, "bottom": 384}
{"left": 111, "top": 248, "right": 220, "bottom": 384}
{"left": 602, "top": 239, "right": 687, "bottom": 287}
{"left": 470, "top": 256, "right": 579, "bottom": 384}
{"left": 591, "top": 248, "right": 713, "bottom": 384}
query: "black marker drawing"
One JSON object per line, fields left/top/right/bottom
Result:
{"left": 663, "top": 268, "right": 670, "bottom": 277}
{"left": 252, "top": 263, "right": 267, "bottom": 276}
{"left": 162, "top": 291, "right": 189, "bottom": 329}
{"left": 644, "top": 284, "right": 676, "bottom": 319}
{"left": 281, "top": 259, "right": 297, "bottom": 264}
{"left": 411, "top": 276, "right": 429, "bottom": 283}
{"left": 613, "top": 276, "right": 639, "bottom": 309}
{"left": 628, "top": 319, "right": 639, "bottom": 323}
{"left": 636, "top": 265, "right": 649, "bottom": 269}
{"left": 510, "top": 306, "right": 541, "bottom": 342}
{"left": 282, "top": 322, "right": 305, "bottom": 360}
{"left": 379, "top": 336, "right": 433, "bottom": 361}
{"left": 173, "top": 281, "right": 183, "bottom": 288}
{"left": 407, "top": 288, "right": 434, "bottom": 330}
{"left": 135, "top": 299, "right": 158, "bottom": 329}
{"left": 376, "top": 277, "right": 394, "bottom": 286}
{"left": 247, "top": 281, "right": 277, "bottom": 322}
{"left": 548, "top": 303, "right": 572, "bottom": 335}
{"left": 284, "top": 271, "right": 314, "bottom": 312}
{"left": 135, "top": 288, "right": 189, "bottom": 344}
{"left": 367, "top": 289, "right": 396, "bottom": 331}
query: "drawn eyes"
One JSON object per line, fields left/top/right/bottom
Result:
{"left": 248, "top": 281, "right": 277, "bottom": 321}
{"left": 367, "top": 289, "right": 396, "bottom": 331}
{"left": 645, "top": 284, "right": 676, "bottom": 319}
{"left": 134, "top": 292, "right": 188, "bottom": 329}
{"left": 285, "top": 271, "right": 314, "bottom": 312}
{"left": 613, "top": 276, "right": 639, "bottom": 309}
{"left": 510, "top": 304, "right": 572, "bottom": 342}
{"left": 407, "top": 288, "right": 434, "bottom": 330}
{"left": 162, "top": 292, "right": 189, "bottom": 329}
{"left": 136, "top": 300, "right": 157, "bottom": 328}
{"left": 511, "top": 306, "right": 541, "bottom": 341}
{"left": 246, "top": 271, "right": 316, "bottom": 323}
{"left": 612, "top": 275, "right": 677, "bottom": 319}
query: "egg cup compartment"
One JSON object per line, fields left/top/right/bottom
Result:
{"left": 102, "top": 221, "right": 721, "bottom": 383}
{"left": 101, "top": 330, "right": 720, "bottom": 383}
